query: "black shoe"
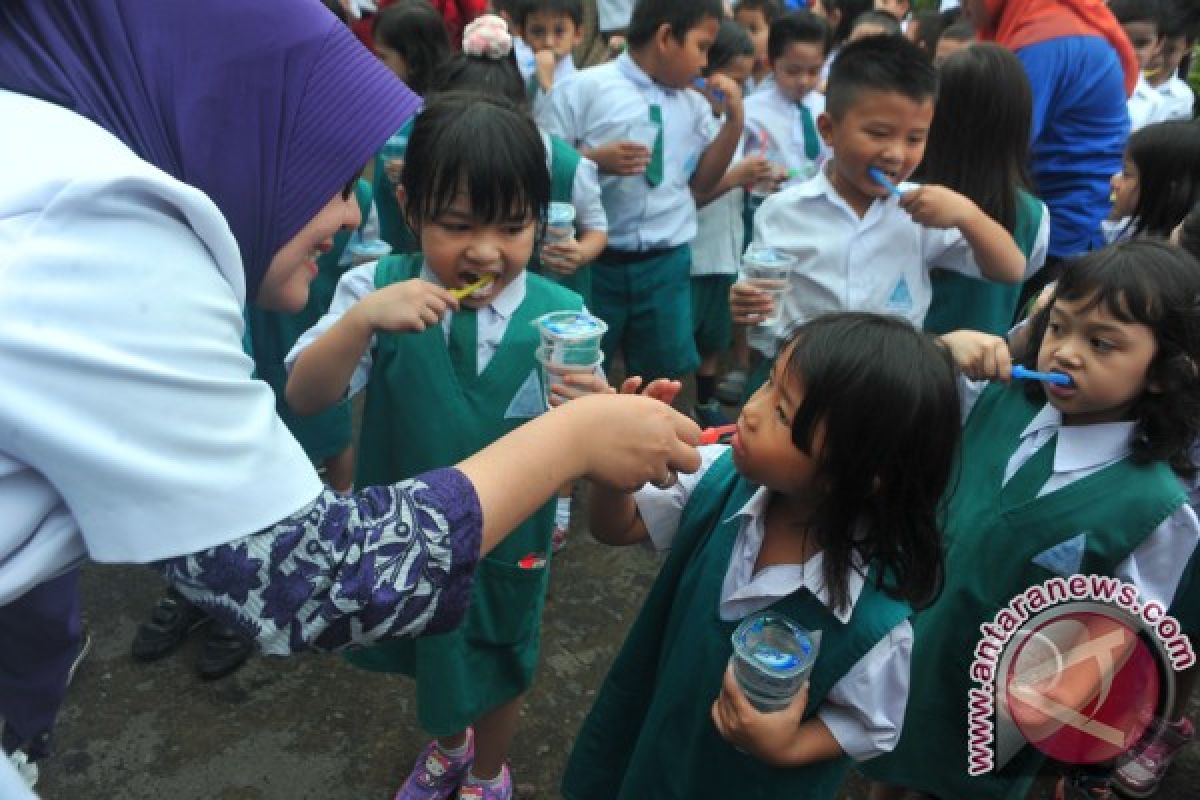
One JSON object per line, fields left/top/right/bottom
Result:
{"left": 131, "top": 589, "right": 207, "bottom": 662}
{"left": 196, "top": 623, "right": 253, "bottom": 680}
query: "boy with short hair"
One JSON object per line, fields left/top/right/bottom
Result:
{"left": 933, "top": 19, "right": 974, "bottom": 67}
{"left": 1111, "top": 0, "right": 1169, "bottom": 129}
{"left": 732, "top": 35, "right": 1024, "bottom": 364}
{"left": 513, "top": 0, "right": 583, "bottom": 120}
{"left": 1145, "top": 0, "right": 1196, "bottom": 121}
{"left": 543, "top": 0, "right": 744, "bottom": 382}
{"left": 733, "top": 0, "right": 786, "bottom": 93}
{"left": 743, "top": 10, "right": 832, "bottom": 191}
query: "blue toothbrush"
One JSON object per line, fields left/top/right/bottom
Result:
{"left": 868, "top": 166, "right": 902, "bottom": 197}
{"left": 1011, "top": 365, "right": 1073, "bottom": 386}
{"left": 692, "top": 77, "right": 726, "bottom": 103}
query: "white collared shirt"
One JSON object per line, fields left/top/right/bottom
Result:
{"left": 1128, "top": 73, "right": 1165, "bottom": 131}
{"left": 540, "top": 53, "right": 716, "bottom": 250}
{"left": 1155, "top": 74, "right": 1195, "bottom": 122}
{"left": 287, "top": 264, "right": 531, "bottom": 396}
{"left": 960, "top": 377, "right": 1200, "bottom": 609}
{"left": 515, "top": 38, "right": 578, "bottom": 123}
{"left": 744, "top": 85, "right": 829, "bottom": 190}
{"left": 539, "top": 130, "right": 608, "bottom": 233}
{"left": 749, "top": 166, "right": 985, "bottom": 348}
{"left": 634, "top": 445, "right": 915, "bottom": 762}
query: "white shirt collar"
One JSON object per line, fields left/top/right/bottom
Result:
{"left": 419, "top": 263, "right": 527, "bottom": 321}
{"left": 615, "top": 52, "right": 675, "bottom": 96}
{"left": 1019, "top": 403, "right": 1136, "bottom": 473}
{"left": 722, "top": 485, "right": 867, "bottom": 623}
{"left": 1158, "top": 76, "right": 1189, "bottom": 98}
{"left": 794, "top": 163, "right": 904, "bottom": 218}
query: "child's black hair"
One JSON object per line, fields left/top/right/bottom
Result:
{"left": 767, "top": 10, "right": 832, "bottom": 62}
{"left": 734, "top": 0, "right": 786, "bottom": 25}
{"left": 1124, "top": 120, "right": 1200, "bottom": 239}
{"left": 910, "top": 10, "right": 945, "bottom": 54}
{"left": 1109, "top": 0, "right": 1165, "bottom": 28}
{"left": 372, "top": 1, "right": 452, "bottom": 95}
{"left": 429, "top": 48, "right": 527, "bottom": 109}
{"left": 849, "top": 9, "right": 903, "bottom": 37}
{"left": 401, "top": 91, "right": 549, "bottom": 234}
{"left": 1178, "top": 202, "right": 1200, "bottom": 258}
{"left": 938, "top": 19, "right": 975, "bottom": 45}
{"left": 706, "top": 18, "right": 756, "bottom": 76}
{"left": 826, "top": 0, "right": 873, "bottom": 43}
{"left": 780, "top": 313, "right": 958, "bottom": 612}
{"left": 626, "top": 0, "right": 725, "bottom": 49}
{"left": 825, "top": 33, "right": 937, "bottom": 118}
{"left": 1023, "top": 241, "right": 1200, "bottom": 478}
{"left": 917, "top": 43, "right": 1032, "bottom": 234}
{"left": 515, "top": 0, "right": 584, "bottom": 29}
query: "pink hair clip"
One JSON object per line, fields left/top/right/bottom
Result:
{"left": 462, "top": 14, "right": 512, "bottom": 60}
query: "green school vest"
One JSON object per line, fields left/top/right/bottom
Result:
{"left": 860, "top": 383, "right": 1186, "bottom": 800}
{"left": 924, "top": 189, "right": 1045, "bottom": 335}
{"left": 344, "top": 253, "right": 583, "bottom": 735}
{"left": 244, "top": 178, "right": 373, "bottom": 461}
{"left": 531, "top": 134, "right": 591, "bottom": 303}
{"left": 373, "top": 118, "right": 419, "bottom": 256}
{"left": 562, "top": 450, "right": 912, "bottom": 800}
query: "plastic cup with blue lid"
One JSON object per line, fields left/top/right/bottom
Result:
{"left": 544, "top": 202, "right": 576, "bottom": 246}
{"left": 729, "top": 611, "right": 818, "bottom": 712}
{"left": 533, "top": 311, "right": 607, "bottom": 366}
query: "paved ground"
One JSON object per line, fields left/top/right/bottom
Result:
{"left": 30, "top": 487, "right": 1200, "bottom": 799}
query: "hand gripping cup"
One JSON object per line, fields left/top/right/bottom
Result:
{"left": 730, "top": 612, "right": 819, "bottom": 712}
{"left": 544, "top": 202, "right": 576, "bottom": 246}
{"left": 535, "top": 345, "right": 604, "bottom": 407}
{"left": 741, "top": 246, "right": 796, "bottom": 328}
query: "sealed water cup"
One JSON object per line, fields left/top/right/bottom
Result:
{"left": 741, "top": 246, "right": 796, "bottom": 327}
{"left": 536, "top": 346, "right": 603, "bottom": 407}
{"left": 545, "top": 202, "right": 576, "bottom": 245}
{"left": 533, "top": 311, "right": 607, "bottom": 365}
{"left": 347, "top": 238, "right": 392, "bottom": 266}
{"left": 730, "top": 612, "right": 817, "bottom": 713}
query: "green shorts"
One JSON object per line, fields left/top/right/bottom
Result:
{"left": 690, "top": 274, "right": 735, "bottom": 358}
{"left": 591, "top": 245, "right": 700, "bottom": 379}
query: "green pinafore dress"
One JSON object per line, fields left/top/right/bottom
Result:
{"left": 532, "top": 134, "right": 591, "bottom": 304}
{"left": 562, "top": 449, "right": 912, "bottom": 800}
{"left": 344, "top": 254, "right": 583, "bottom": 735}
{"left": 859, "top": 383, "right": 1186, "bottom": 799}
{"left": 245, "top": 177, "right": 372, "bottom": 461}
{"left": 373, "top": 118, "right": 419, "bottom": 256}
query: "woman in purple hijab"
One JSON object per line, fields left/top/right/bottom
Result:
{"left": 0, "top": 0, "right": 699, "bottom": 789}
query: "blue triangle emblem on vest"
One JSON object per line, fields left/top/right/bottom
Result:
{"left": 505, "top": 368, "right": 547, "bottom": 419}
{"left": 1032, "top": 532, "right": 1087, "bottom": 576}
{"left": 886, "top": 277, "right": 913, "bottom": 311}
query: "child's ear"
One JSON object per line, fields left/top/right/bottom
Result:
{"left": 653, "top": 22, "right": 674, "bottom": 51}
{"left": 816, "top": 112, "right": 835, "bottom": 146}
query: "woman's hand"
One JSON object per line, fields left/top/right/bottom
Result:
{"left": 940, "top": 330, "right": 1012, "bottom": 381}
{"left": 711, "top": 663, "right": 809, "bottom": 767}
{"left": 357, "top": 278, "right": 458, "bottom": 334}
{"left": 729, "top": 280, "right": 774, "bottom": 325}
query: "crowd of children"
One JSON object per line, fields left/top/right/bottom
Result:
{"left": 50, "top": 0, "right": 1200, "bottom": 798}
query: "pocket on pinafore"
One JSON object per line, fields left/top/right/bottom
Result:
{"left": 464, "top": 555, "right": 548, "bottom": 646}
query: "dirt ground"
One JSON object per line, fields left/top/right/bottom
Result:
{"left": 29, "top": 491, "right": 1200, "bottom": 799}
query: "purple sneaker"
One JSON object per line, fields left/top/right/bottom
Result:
{"left": 457, "top": 764, "right": 512, "bottom": 800}
{"left": 1113, "top": 717, "right": 1194, "bottom": 798}
{"left": 394, "top": 730, "right": 474, "bottom": 800}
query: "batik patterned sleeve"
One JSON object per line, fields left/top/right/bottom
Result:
{"left": 155, "top": 467, "right": 481, "bottom": 655}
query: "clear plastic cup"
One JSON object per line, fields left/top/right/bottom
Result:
{"left": 741, "top": 246, "right": 796, "bottom": 328}
{"left": 533, "top": 311, "right": 607, "bottom": 364}
{"left": 536, "top": 346, "right": 604, "bottom": 407}
{"left": 545, "top": 202, "right": 576, "bottom": 245}
{"left": 625, "top": 120, "right": 660, "bottom": 153}
{"left": 729, "top": 612, "right": 817, "bottom": 712}
{"left": 347, "top": 238, "right": 392, "bottom": 266}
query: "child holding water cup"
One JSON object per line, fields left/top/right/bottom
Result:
{"left": 286, "top": 94, "right": 609, "bottom": 800}
{"left": 562, "top": 313, "right": 959, "bottom": 799}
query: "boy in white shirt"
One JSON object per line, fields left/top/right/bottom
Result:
{"left": 513, "top": 0, "right": 583, "bottom": 121}
{"left": 731, "top": 35, "right": 1024, "bottom": 364}
{"left": 733, "top": 0, "right": 785, "bottom": 95}
{"left": 1112, "top": 0, "right": 1169, "bottom": 130}
{"left": 543, "top": 0, "right": 744, "bottom": 381}
{"left": 743, "top": 10, "right": 832, "bottom": 193}
{"left": 1145, "top": 0, "right": 1196, "bottom": 122}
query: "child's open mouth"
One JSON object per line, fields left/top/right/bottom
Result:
{"left": 453, "top": 271, "right": 497, "bottom": 300}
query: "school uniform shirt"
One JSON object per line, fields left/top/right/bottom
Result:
{"left": 959, "top": 376, "right": 1200, "bottom": 609}
{"left": 743, "top": 85, "right": 829, "bottom": 190}
{"left": 1155, "top": 74, "right": 1195, "bottom": 122}
{"left": 539, "top": 130, "right": 608, "bottom": 234}
{"left": 517, "top": 39, "right": 578, "bottom": 124}
{"left": 748, "top": 165, "right": 988, "bottom": 348}
{"left": 541, "top": 53, "right": 716, "bottom": 250}
{"left": 632, "top": 444, "right": 913, "bottom": 761}
{"left": 1128, "top": 72, "right": 1166, "bottom": 131}
{"left": 0, "top": 89, "right": 321, "bottom": 604}
{"left": 691, "top": 129, "right": 745, "bottom": 277}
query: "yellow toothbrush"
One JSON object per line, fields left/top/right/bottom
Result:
{"left": 450, "top": 275, "right": 494, "bottom": 300}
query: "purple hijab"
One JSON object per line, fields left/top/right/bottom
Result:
{"left": 0, "top": 0, "right": 420, "bottom": 302}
